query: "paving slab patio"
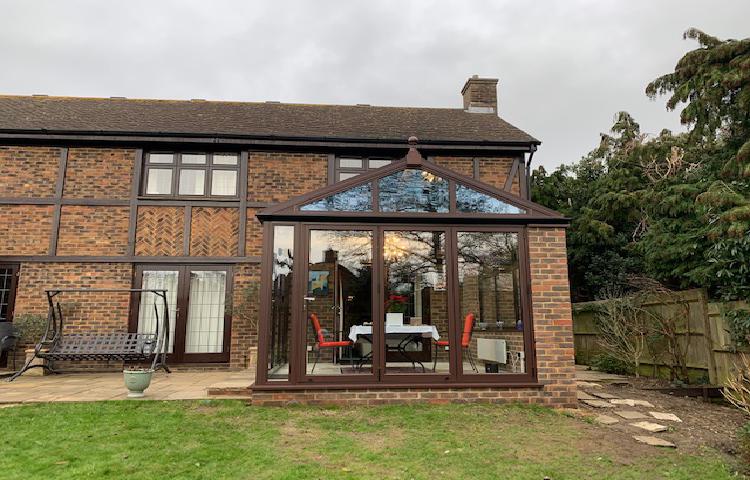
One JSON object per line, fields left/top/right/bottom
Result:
{"left": 0, "top": 371, "right": 253, "bottom": 403}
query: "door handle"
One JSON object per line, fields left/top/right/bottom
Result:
{"left": 303, "top": 297, "right": 315, "bottom": 301}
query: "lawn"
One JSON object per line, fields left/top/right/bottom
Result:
{"left": 0, "top": 400, "right": 737, "bottom": 479}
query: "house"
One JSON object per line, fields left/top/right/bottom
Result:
{"left": 0, "top": 76, "right": 576, "bottom": 406}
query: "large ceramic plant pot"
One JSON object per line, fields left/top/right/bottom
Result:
{"left": 123, "top": 369, "right": 153, "bottom": 398}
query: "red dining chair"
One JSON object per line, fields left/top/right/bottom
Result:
{"left": 309, "top": 313, "right": 353, "bottom": 374}
{"left": 433, "top": 312, "right": 478, "bottom": 373}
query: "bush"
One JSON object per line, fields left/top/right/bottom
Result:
{"left": 13, "top": 313, "right": 47, "bottom": 344}
{"left": 739, "top": 423, "right": 750, "bottom": 471}
{"left": 590, "top": 353, "right": 634, "bottom": 375}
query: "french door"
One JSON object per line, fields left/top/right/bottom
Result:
{"left": 132, "top": 265, "right": 232, "bottom": 363}
{"left": 0, "top": 263, "right": 19, "bottom": 368}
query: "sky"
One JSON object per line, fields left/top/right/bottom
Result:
{"left": 0, "top": 1, "right": 747, "bottom": 170}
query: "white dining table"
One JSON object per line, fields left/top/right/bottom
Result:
{"left": 348, "top": 324, "right": 440, "bottom": 342}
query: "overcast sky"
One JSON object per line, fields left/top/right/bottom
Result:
{"left": 1, "top": 1, "right": 747, "bottom": 169}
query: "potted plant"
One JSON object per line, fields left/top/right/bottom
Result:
{"left": 123, "top": 367, "right": 154, "bottom": 398}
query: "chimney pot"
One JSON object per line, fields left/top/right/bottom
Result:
{"left": 461, "top": 75, "right": 498, "bottom": 114}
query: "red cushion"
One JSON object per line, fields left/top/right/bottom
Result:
{"left": 435, "top": 340, "right": 450, "bottom": 347}
{"left": 319, "top": 340, "right": 353, "bottom": 348}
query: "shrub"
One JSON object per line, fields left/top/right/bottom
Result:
{"left": 13, "top": 313, "right": 48, "bottom": 344}
{"left": 739, "top": 423, "right": 750, "bottom": 470}
{"left": 590, "top": 353, "right": 634, "bottom": 375}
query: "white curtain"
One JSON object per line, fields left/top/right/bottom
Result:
{"left": 138, "top": 271, "right": 179, "bottom": 353}
{"left": 185, "top": 271, "right": 227, "bottom": 353}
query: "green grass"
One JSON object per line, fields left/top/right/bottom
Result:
{"left": 0, "top": 400, "right": 737, "bottom": 479}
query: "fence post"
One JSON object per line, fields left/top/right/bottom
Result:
{"left": 698, "top": 288, "right": 718, "bottom": 384}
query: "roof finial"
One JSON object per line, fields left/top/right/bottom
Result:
{"left": 405, "top": 135, "right": 423, "bottom": 166}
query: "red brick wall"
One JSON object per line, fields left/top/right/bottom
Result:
{"left": 0, "top": 205, "right": 54, "bottom": 255}
{"left": 190, "top": 207, "right": 239, "bottom": 256}
{"left": 432, "top": 156, "right": 473, "bottom": 177}
{"left": 245, "top": 208, "right": 263, "bottom": 257}
{"left": 230, "top": 263, "right": 260, "bottom": 368}
{"left": 248, "top": 152, "right": 328, "bottom": 203}
{"left": 57, "top": 206, "right": 130, "bottom": 255}
{"left": 478, "top": 157, "right": 517, "bottom": 193}
{"left": 63, "top": 148, "right": 135, "bottom": 199}
{"left": 135, "top": 206, "right": 184, "bottom": 256}
{"left": 0, "top": 146, "right": 60, "bottom": 197}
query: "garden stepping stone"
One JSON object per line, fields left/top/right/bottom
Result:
{"left": 577, "top": 391, "right": 596, "bottom": 400}
{"left": 614, "top": 410, "right": 647, "bottom": 420}
{"left": 630, "top": 421, "right": 668, "bottom": 433}
{"left": 576, "top": 381, "right": 601, "bottom": 388}
{"left": 589, "top": 391, "right": 618, "bottom": 399}
{"left": 633, "top": 435, "right": 676, "bottom": 448}
{"left": 632, "top": 400, "right": 654, "bottom": 408}
{"left": 649, "top": 412, "right": 682, "bottom": 422}
{"left": 582, "top": 399, "right": 616, "bottom": 408}
{"left": 595, "top": 414, "right": 619, "bottom": 425}
{"left": 610, "top": 399, "right": 636, "bottom": 406}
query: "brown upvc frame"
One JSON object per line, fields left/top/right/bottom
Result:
{"left": 141, "top": 151, "right": 241, "bottom": 200}
{"left": 130, "top": 264, "right": 233, "bottom": 364}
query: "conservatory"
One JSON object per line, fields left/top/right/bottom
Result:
{"left": 254, "top": 140, "right": 568, "bottom": 390}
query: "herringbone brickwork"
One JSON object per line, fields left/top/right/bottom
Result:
{"left": 190, "top": 207, "right": 239, "bottom": 256}
{"left": 135, "top": 206, "right": 184, "bottom": 256}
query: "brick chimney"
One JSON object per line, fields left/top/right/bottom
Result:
{"left": 461, "top": 75, "right": 498, "bottom": 113}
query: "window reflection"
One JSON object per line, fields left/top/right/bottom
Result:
{"left": 379, "top": 170, "right": 449, "bottom": 213}
{"left": 457, "top": 232, "right": 524, "bottom": 374}
{"left": 268, "top": 225, "right": 294, "bottom": 380}
{"left": 456, "top": 184, "right": 525, "bottom": 214}
{"left": 300, "top": 184, "right": 372, "bottom": 212}
{"left": 306, "top": 230, "right": 373, "bottom": 376}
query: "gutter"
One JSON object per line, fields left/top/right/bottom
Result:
{"left": 525, "top": 144, "right": 537, "bottom": 200}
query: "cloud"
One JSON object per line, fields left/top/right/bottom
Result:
{"left": 0, "top": 0, "right": 747, "bottom": 168}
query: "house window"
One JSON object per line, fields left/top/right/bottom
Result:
{"left": 142, "top": 152, "right": 239, "bottom": 198}
{"left": 335, "top": 156, "right": 393, "bottom": 182}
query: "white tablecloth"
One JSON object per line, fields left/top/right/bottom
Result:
{"left": 348, "top": 324, "right": 440, "bottom": 342}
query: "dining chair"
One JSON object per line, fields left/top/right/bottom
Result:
{"left": 432, "top": 312, "right": 478, "bottom": 373}
{"left": 309, "top": 313, "right": 353, "bottom": 374}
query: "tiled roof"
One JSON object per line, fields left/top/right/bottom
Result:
{"left": 0, "top": 95, "right": 539, "bottom": 145}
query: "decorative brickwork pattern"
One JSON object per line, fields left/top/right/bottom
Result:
{"left": 245, "top": 208, "right": 262, "bottom": 257}
{"left": 190, "top": 207, "right": 239, "bottom": 256}
{"left": 248, "top": 152, "right": 328, "bottom": 202}
{"left": 135, "top": 206, "right": 184, "bottom": 256}
{"left": 230, "top": 263, "right": 260, "bottom": 367}
{"left": 0, "top": 205, "right": 53, "bottom": 255}
{"left": 57, "top": 206, "right": 130, "bottom": 255}
{"left": 432, "top": 156, "right": 474, "bottom": 177}
{"left": 63, "top": 148, "right": 135, "bottom": 199}
{"left": 0, "top": 146, "right": 60, "bottom": 198}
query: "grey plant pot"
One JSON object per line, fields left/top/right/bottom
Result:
{"left": 123, "top": 369, "right": 154, "bottom": 398}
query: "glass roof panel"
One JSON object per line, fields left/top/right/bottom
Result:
{"left": 378, "top": 169, "right": 449, "bottom": 213}
{"left": 300, "top": 183, "right": 372, "bottom": 212}
{"left": 456, "top": 184, "right": 525, "bottom": 214}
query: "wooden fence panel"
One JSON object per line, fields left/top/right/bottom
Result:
{"left": 572, "top": 288, "right": 748, "bottom": 386}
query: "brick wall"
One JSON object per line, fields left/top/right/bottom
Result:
{"left": 230, "top": 263, "right": 260, "bottom": 368}
{"left": 63, "top": 148, "right": 135, "bottom": 199}
{"left": 57, "top": 206, "right": 130, "bottom": 255}
{"left": 135, "top": 206, "right": 184, "bottom": 256}
{"left": 478, "top": 157, "right": 518, "bottom": 194}
{"left": 190, "top": 207, "right": 239, "bottom": 256}
{"left": 245, "top": 208, "right": 263, "bottom": 257}
{"left": 0, "top": 205, "right": 54, "bottom": 255}
{"left": 0, "top": 146, "right": 60, "bottom": 197}
{"left": 432, "top": 156, "right": 473, "bottom": 177}
{"left": 248, "top": 152, "right": 328, "bottom": 203}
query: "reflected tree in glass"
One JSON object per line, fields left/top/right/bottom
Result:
{"left": 301, "top": 184, "right": 372, "bottom": 212}
{"left": 456, "top": 184, "right": 525, "bottom": 214}
{"left": 379, "top": 170, "right": 449, "bottom": 213}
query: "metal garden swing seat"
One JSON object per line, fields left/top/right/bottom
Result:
{"left": 7, "top": 288, "right": 171, "bottom": 381}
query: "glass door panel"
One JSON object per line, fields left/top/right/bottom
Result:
{"left": 185, "top": 270, "right": 227, "bottom": 354}
{"left": 457, "top": 232, "right": 524, "bottom": 375}
{"left": 137, "top": 270, "right": 179, "bottom": 354}
{"left": 305, "top": 229, "right": 374, "bottom": 377}
{"left": 383, "top": 231, "right": 449, "bottom": 375}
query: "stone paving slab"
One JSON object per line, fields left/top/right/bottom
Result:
{"left": 582, "top": 399, "right": 616, "bottom": 408}
{"left": 610, "top": 399, "right": 637, "bottom": 406}
{"left": 632, "top": 400, "right": 654, "bottom": 408}
{"left": 0, "top": 371, "right": 253, "bottom": 403}
{"left": 576, "top": 381, "right": 602, "bottom": 388}
{"left": 649, "top": 412, "right": 682, "bottom": 422}
{"left": 577, "top": 391, "right": 596, "bottom": 400}
{"left": 595, "top": 414, "right": 619, "bottom": 425}
{"left": 589, "top": 391, "right": 619, "bottom": 399}
{"left": 614, "top": 410, "right": 648, "bottom": 420}
{"left": 631, "top": 421, "right": 668, "bottom": 433}
{"left": 634, "top": 436, "right": 676, "bottom": 448}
